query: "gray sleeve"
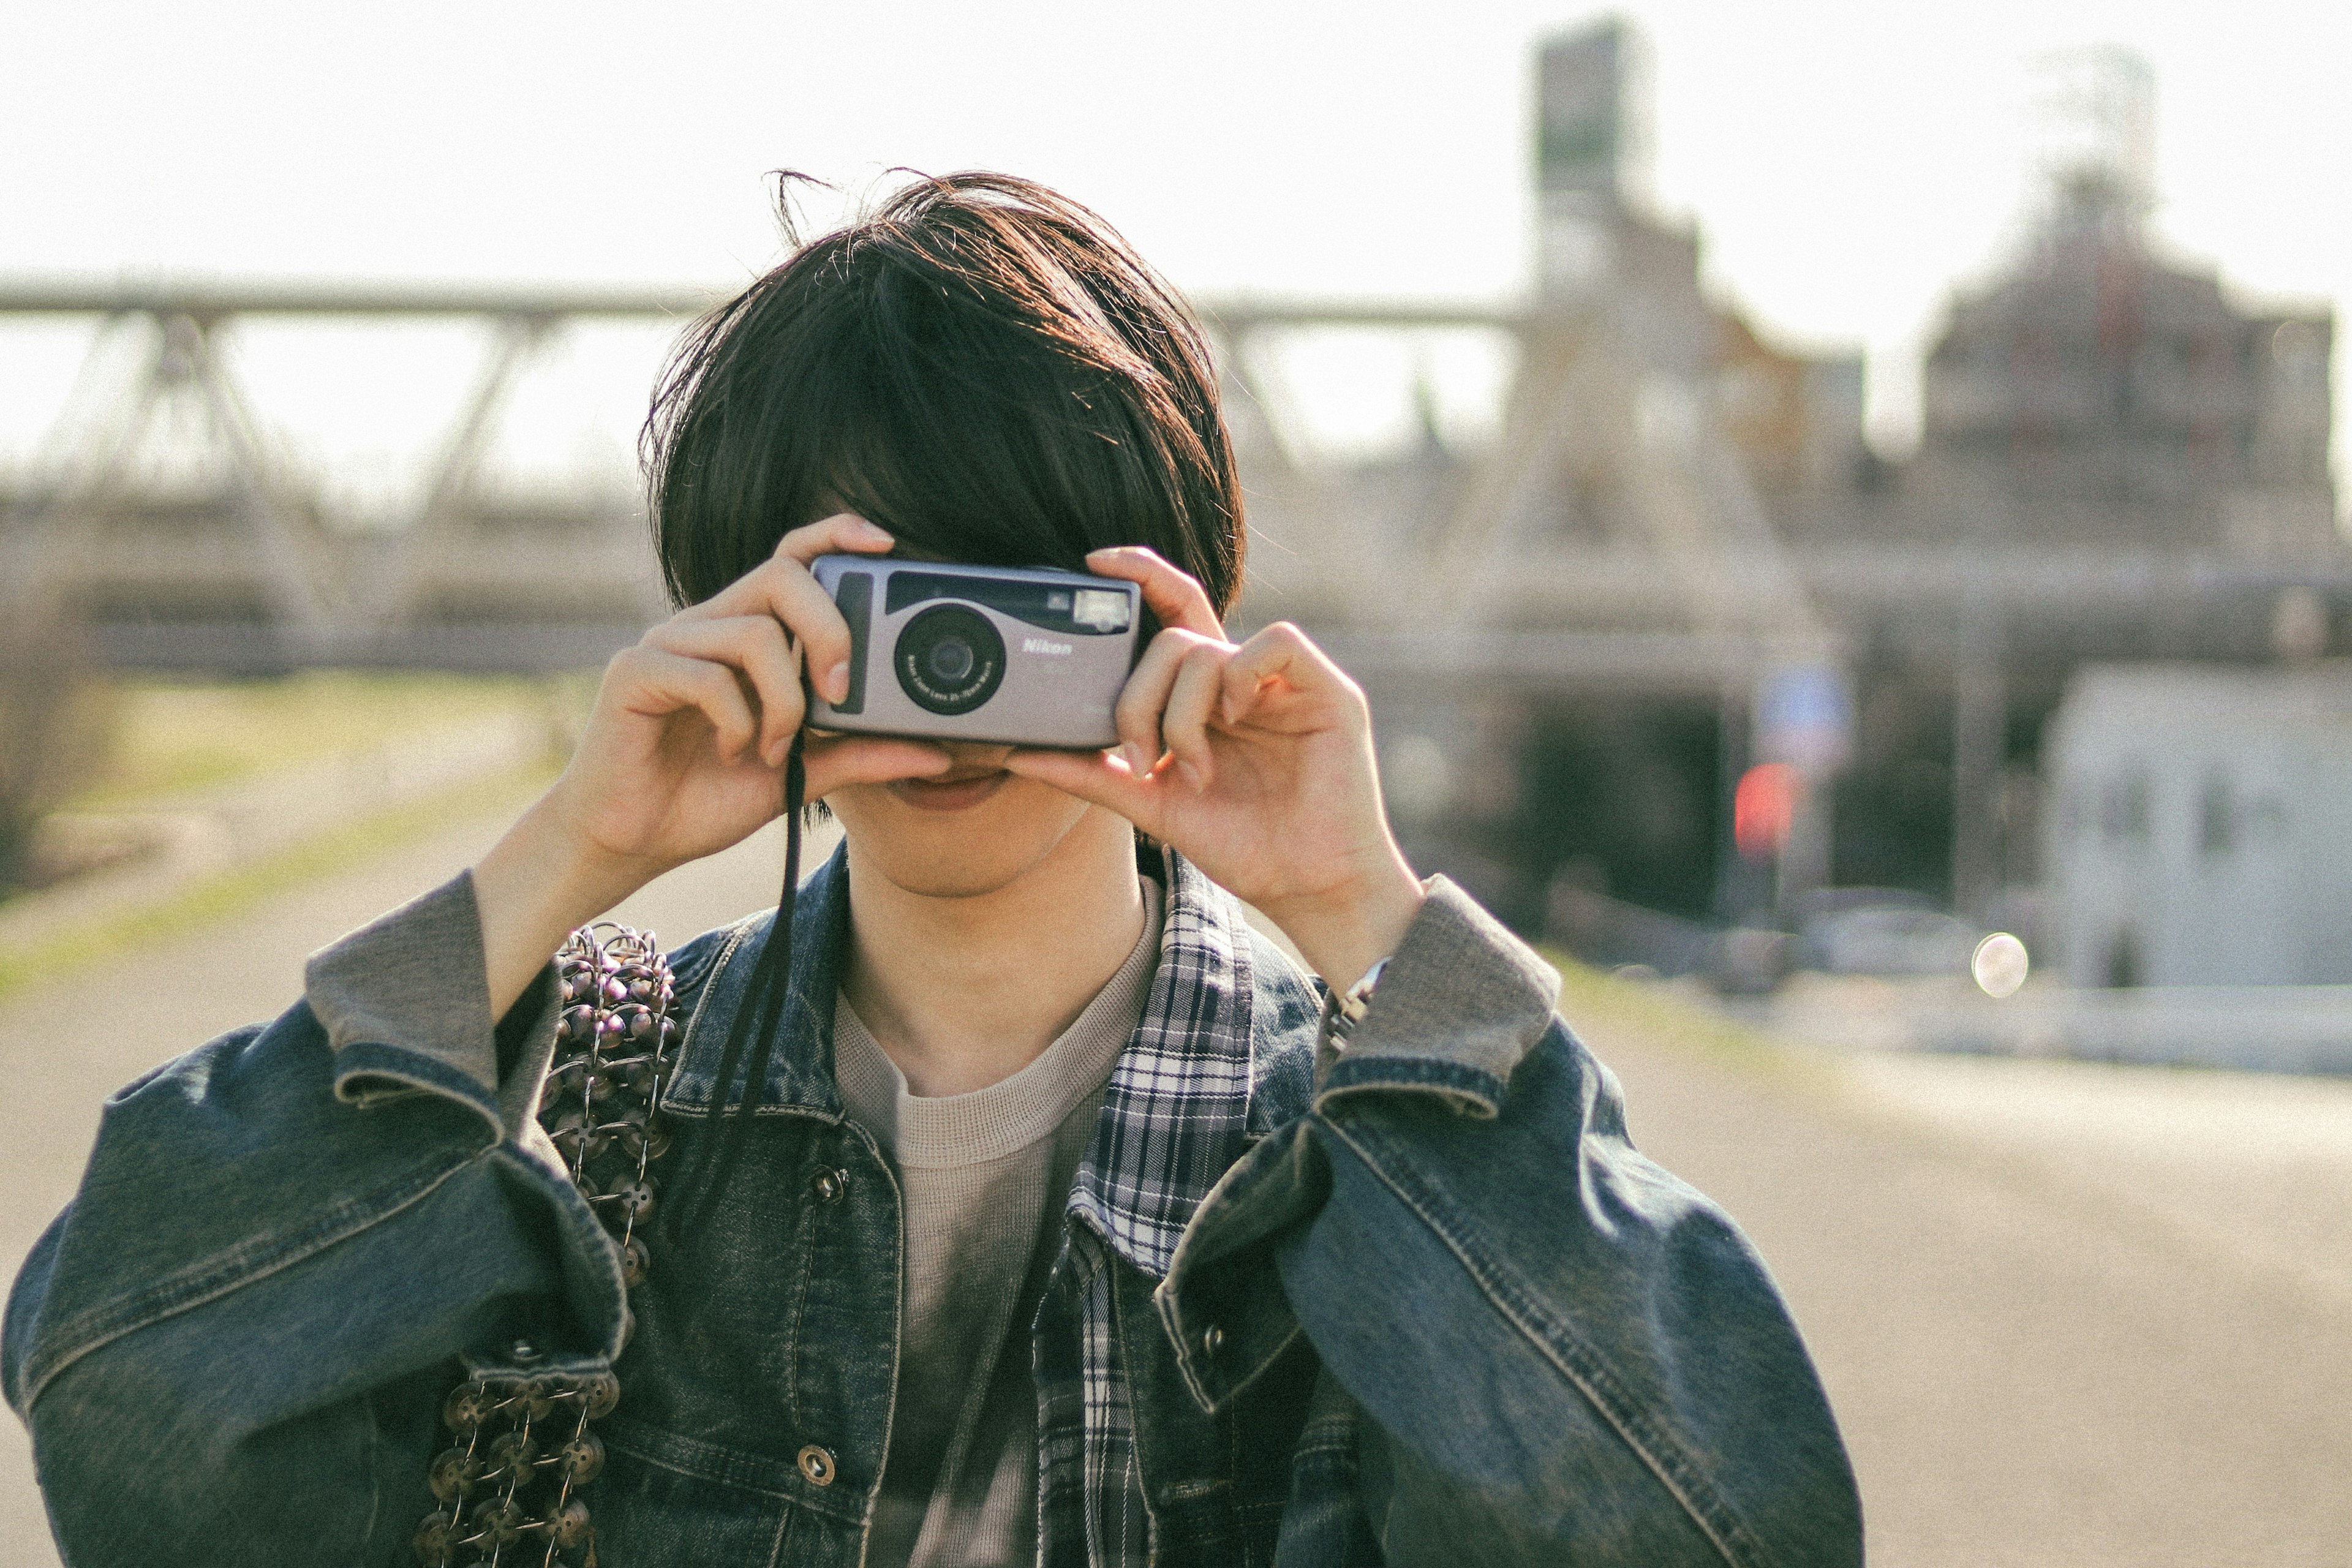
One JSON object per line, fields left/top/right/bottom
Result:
{"left": 1313, "top": 876, "right": 1562, "bottom": 1114}
{"left": 304, "top": 870, "right": 560, "bottom": 1133}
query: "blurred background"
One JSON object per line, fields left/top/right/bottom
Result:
{"left": 3, "top": 2, "right": 2350, "bottom": 1564}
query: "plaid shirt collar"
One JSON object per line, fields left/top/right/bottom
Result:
{"left": 1045, "top": 844, "right": 1274, "bottom": 1568}
{"left": 1066, "top": 843, "right": 1264, "bottom": 1278}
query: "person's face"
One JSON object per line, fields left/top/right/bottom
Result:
{"left": 824, "top": 739, "right": 1115, "bottom": 899}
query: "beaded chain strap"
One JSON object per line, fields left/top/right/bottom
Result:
{"left": 412, "top": 923, "right": 681, "bottom": 1567}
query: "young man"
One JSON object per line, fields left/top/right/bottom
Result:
{"left": 4, "top": 175, "right": 1860, "bottom": 1567}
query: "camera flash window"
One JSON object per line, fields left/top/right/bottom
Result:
{"left": 1071, "top": 589, "right": 1131, "bottom": 632}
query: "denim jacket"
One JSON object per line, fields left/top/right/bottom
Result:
{"left": 5, "top": 846, "right": 1860, "bottom": 1566}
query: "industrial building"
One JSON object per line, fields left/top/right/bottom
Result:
{"left": 2045, "top": 663, "right": 2352, "bottom": 987}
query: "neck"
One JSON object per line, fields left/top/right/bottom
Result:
{"left": 841, "top": 812, "right": 1146, "bottom": 1097}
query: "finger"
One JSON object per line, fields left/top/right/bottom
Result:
{"left": 610, "top": 645, "right": 760, "bottom": 759}
{"left": 1220, "top": 620, "right": 1357, "bottom": 725}
{"left": 643, "top": 616, "right": 804, "bottom": 763}
{"left": 801, "top": 734, "right": 953, "bottom": 799}
{"left": 1001, "top": 746, "right": 1159, "bottom": 827}
{"left": 1085, "top": 545, "right": 1222, "bottom": 638}
{"left": 1114, "top": 627, "right": 1220, "bottom": 778}
{"left": 1161, "top": 643, "right": 1230, "bottom": 789}
{"left": 776, "top": 511, "right": 894, "bottom": 566}
{"left": 697, "top": 553, "right": 860, "bottom": 704}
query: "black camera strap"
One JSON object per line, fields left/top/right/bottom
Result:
{"left": 676, "top": 728, "right": 807, "bottom": 1242}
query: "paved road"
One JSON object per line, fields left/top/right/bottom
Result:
{"left": 1, "top": 810, "right": 2347, "bottom": 1565}
{"left": 1588, "top": 1008, "right": 2352, "bottom": 1566}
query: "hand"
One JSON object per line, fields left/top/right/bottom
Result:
{"left": 1002, "top": 548, "right": 1423, "bottom": 990}
{"left": 472, "top": 514, "right": 950, "bottom": 1014}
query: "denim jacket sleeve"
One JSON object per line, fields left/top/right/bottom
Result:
{"left": 1, "top": 873, "right": 626, "bottom": 1568}
{"left": 1156, "top": 879, "right": 1863, "bottom": 1568}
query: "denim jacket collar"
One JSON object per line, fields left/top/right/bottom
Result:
{"left": 658, "top": 840, "right": 1264, "bottom": 1283}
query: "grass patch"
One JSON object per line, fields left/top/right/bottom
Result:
{"left": 0, "top": 761, "right": 556, "bottom": 1003}
{"left": 71, "top": 671, "right": 579, "bottom": 809}
{"left": 1547, "top": 947, "right": 1832, "bottom": 1088}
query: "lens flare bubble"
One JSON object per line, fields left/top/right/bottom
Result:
{"left": 1972, "top": 932, "right": 2030, "bottom": 998}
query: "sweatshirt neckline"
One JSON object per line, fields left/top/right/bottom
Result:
{"left": 832, "top": 876, "right": 1164, "bottom": 1169}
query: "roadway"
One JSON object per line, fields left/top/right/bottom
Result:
{"left": 1, "top": 805, "right": 2348, "bottom": 1564}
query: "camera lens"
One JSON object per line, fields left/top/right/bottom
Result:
{"left": 895, "top": 604, "right": 1005, "bottom": 715}
{"left": 927, "top": 638, "right": 974, "bottom": 683}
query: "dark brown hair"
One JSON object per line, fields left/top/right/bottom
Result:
{"left": 644, "top": 172, "right": 1245, "bottom": 616}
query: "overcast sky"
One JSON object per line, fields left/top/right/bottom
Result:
{"left": 5, "top": 0, "right": 2346, "bottom": 495}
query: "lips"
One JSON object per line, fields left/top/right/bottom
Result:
{"left": 888, "top": 769, "right": 1010, "bottom": 813}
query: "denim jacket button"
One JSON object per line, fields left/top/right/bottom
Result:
{"left": 797, "top": 1444, "right": 839, "bottom": 1486}
{"left": 1202, "top": 1324, "right": 1225, "bottom": 1359}
{"left": 811, "top": 1168, "right": 846, "bottom": 1204}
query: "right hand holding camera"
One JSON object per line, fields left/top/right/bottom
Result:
{"left": 472, "top": 514, "right": 951, "bottom": 1014}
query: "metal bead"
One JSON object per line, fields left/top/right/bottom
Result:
{"left": 470, "top": 1494, "right": 527, "bottom": 1545}
{"left": 551, "top": 1496, "right": 595, "bottom": 1548}
{"left": 486, "top": 1429, "right": 538, "bottom": 1479}
{"left": 427, "top": 1447, "right": 477, "bottom": 1503}
{"left": 443, "top": 1382, "right": 496, "bottom": 1434}
{"left": 556, "top": 1431, "right": 606, "bottom": 1486}
{"left": 411, "top": 1510, "right": 455, "bottom": 1563}
{"left": 810, "top": 1168, "right": 846, "bottom": 1204}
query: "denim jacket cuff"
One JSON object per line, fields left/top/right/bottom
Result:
{"left": 303, "top": 870, "right": 560, "bottom": 1137}
{"left": 1313, "top": 875, "right": 1561, "bottom": 1120}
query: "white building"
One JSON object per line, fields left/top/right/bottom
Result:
{"left": 2045, "top": 663, "right": 2352, "bottom": 987}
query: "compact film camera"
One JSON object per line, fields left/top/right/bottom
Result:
{"left": 807, "top": 556, "right": 1148, "bottom": 748}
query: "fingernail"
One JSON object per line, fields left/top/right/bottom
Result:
{"left": 859, "top": 519, "right": 892, "bottom": 540}
{"left": 824, "top": 662, "right": 850, "bottom": 703}
{"left": 767, "top": 738, "right": 787, "bottom": 765}
{"left": 1176, "top": 760, "right": 1205, "bottom": 791}
{"left": 1125, "top": 743, "right": 1150, "bottom": 777}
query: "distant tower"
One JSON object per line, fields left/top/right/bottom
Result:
{"left": 1918, "top": 47, "right": 2336, "bottom": 551}
{"left": 1533, "top": 18, "right": 1651, "bottom": 298}
{"left": 2031, "top": 46, "right": 2158, "bottom": 244}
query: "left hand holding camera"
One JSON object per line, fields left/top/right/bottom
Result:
{"left": 1003, "top": 546, "right": 1424, "bottom": 992}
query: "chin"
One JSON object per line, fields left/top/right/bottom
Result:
{"left": 827, "top": 773, "right": 1107, "bottom": 899}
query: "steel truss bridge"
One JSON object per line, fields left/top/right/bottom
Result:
{"left": 6, "top": 279, "right": 2345, "bottom": 679}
